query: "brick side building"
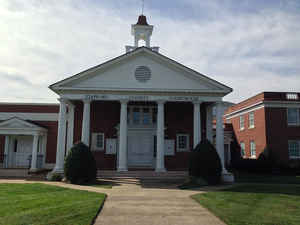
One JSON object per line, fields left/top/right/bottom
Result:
{"left": 225, "top": 92, "right": 300, "bottom": 165}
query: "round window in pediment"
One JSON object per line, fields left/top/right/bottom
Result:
{"left": 135, "top": 66, "right": 151, "bottom": 82}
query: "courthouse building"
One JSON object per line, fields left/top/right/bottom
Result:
{"left": 0, "top": 15, "right": 234, "bottom": 180}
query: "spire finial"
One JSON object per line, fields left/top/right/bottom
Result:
{"left": 142, "top": 0, "right": 144, "bottom": 15}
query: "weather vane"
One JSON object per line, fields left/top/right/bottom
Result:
{"left": 142, "top": 0, "right": 144, "bottom": 15}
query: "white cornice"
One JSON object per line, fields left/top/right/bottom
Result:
{"left": 224, "top": 100, "right": 300, "bottom": 119}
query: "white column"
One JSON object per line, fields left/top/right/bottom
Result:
{"left": 67, "top": 103, "right": 75, "bottom": 153}
{"left": 53, "top": 98, "right": 67, "bottom": 173}
{"left": 41, "top": 135, "right": 47, "bottom": 168}
{"left": 206, "top": 105, "right": 213, "bottom": 142}
{"left": 193, "top": 102, "right": 201, "bottom": 148}
{"left": 30, "top": 134, "right": 39, "bottom": 172}
{"left": 216, "top": 102, "right": 227, "bottom": 173}
{"left": 156, "top": 100, "right": 166, "bottom": 172}
{"left": 118, "top": 100, "right": 128, "bottom": 172}
{"left": 81, "top": 99, "right": 91, "bottom": 146}
{"left": 4, "top": 136, "right": 9, "bottom": 168}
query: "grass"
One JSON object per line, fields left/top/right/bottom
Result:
{"left": 83, "top": 180, "right": 113, "bottom": 189}
{"left": 0, "top": 183, "right": 106, "bottom": 225}
{"left": 234, "top": 172, "right": 300, "bottom": 184}
{"left": 192, "top": 184, "right": 300, "bottom": 225}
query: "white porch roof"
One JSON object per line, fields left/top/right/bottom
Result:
{"left": 0, "top": 117, "right": 47, "bottom": 136}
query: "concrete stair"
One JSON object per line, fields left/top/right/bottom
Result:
{"left": 0, "top": 169, "right": 30, "bottom": 178}
{"left": 97, "top": 170, "right": 189, "bottom": 180}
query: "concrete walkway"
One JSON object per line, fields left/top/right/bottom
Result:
{"left": 0, "top": 179, "right": 226, "bottom": 225}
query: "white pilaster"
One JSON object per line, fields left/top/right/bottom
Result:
{"left": 81, "top": 99, "right": 91, "bottom": 146}
{"left": 53, "top": 98, "right": 67, "bottom": 173}
{"left": 193, "top": 102, "right": 201, "bottom": 148}
{"left": 156, "top": 100, "right": 166, "bottom": 172}
{"left": 216, "top": 102, "right": 234, "bottom": 182}
{"left": 4, "top": 136, "right": 9, "bottom": 168}
{"left": 118, "top": 100, "right": 128, "bottom": 172}
{"left": 206, "top": 105, "right": 213, "bottom": 142}
{"left": 67, "top": 103, "right": 75, "bottom": 152}
{"left": 30, "top": 134, "right": 39, "bottom": 172}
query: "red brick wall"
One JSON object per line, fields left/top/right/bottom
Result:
{"left": 0, "top": 104, "right": 59, "bottom": 113}
{"left": 0, "top": 135, "right": 4, "bottom": 163}
{"left": 90, "top": 101, "right": 120, "bottom": 170}
{"left": 265, "top": 107, "right": 300, "bottom": 164}
{"left": 229, "top": 108, "right": 267, "bottom": 158}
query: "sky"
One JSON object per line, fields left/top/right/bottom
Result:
{"left": 0, "top": 0, "right": 300, "bottom": 103}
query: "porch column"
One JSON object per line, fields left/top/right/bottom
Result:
{"left": 156, "top": 100, "right": 166, "bottom": 172}
{"left": 206, "top": 105, "right": 213, "bottom": 142}
{"left": 30, "top": 134, "right": 39, "bottom": 172}
{"left": 67, "top": 103, "right": 75, "bottom": 153}
{"left": 81, "top": 99, "right": 91, "bottom": 146}
{"left": 4, "top": 136, "right": 9, "bottom": 168}
{"left": 216, "top": 102, "right": 227, "bottom": 173}
{"left": 53, "top": 98, "right": 67, "bottom": 173}
{"left": 118, "top": 100, "right": 128, "bottom": 172}
{"left": 193, "top": 101, "right": 201, "bottom": 148}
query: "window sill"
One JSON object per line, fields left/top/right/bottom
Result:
{"left": 289, "top": 156, "right": 300, "bottom": 159}
{"left": 248, "top": 126, "right": 255, "bottom": 129}
{"left": 240, "top": 128, "right": 245, "bottom": 131}
{"left": 250, "top": 155, "right": 256, "bottom": 159}
{"left": 287, "top": 124, "right": 300, "bottom": 127}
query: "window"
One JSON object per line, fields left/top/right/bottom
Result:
{"left": 240, "top": 116, "right": 245, "bottom": 130}
{"left": 288, "top": 141, "right": 300, "bottom": 158}
{"left": 176, "top": 134, "right": 189, "bottom": 152}
{"left": 287, "top": 108, "right": 299, "bottom": 126}
{"left": 240, "top": 142, "right": 245, "bottom": 157}
{"left": 92, "top": 133, "right": 104, "bottom": 151}
{"left": 249, "top": 112, "right": 254, "bottom": 128}
{"left": 286, "top": 93, "right": 298, "bottom": 100}
{"left": 128, "top": 106, "right": 156, "bottom": 126}
{"left": 250, "top": 141, "right": 256, "bottom": 158}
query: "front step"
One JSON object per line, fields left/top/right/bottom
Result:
{"left": 0, "top": 168, "right": 30, "bottom": 178}
{"left": 97, "top": 170, "right": 189, "bottom": 180}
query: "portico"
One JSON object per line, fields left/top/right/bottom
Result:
{"left": 49, "top": 15, "right": 233, "bottom": 181}
{"left": 0, "top": 117, "right": 47, "bottom": 171}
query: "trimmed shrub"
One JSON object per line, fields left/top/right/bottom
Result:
{"left": 49, "top": 172, "right": 63, "bottom": 181}
{"left": 189, "top": 139, "right": 222, "bottom": 185}
{"left": 64, "top": 142, "right": 97, "bottom": 184}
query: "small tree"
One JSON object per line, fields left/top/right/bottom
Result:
{"left": 64, "top": 142, "right": 97, "bottom": 184}
{"left": 189, "top": 139, "right": 222, "bottom": 185}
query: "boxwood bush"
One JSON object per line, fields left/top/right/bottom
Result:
{"left": 64, "top": 142, "right": 97, "bottom": 184}
{"left": 189, "top": 139, "right": 222, "bottom": 185}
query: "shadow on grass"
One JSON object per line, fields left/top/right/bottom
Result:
{"left": 222, "top": 183, "right": 300, "bottom": 196}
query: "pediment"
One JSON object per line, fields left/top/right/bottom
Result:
{"left": 0, "top": 117, "right": 46, "bottom": 131}
{"left": 50, "top": 47, "right": 232, "bottom": 95}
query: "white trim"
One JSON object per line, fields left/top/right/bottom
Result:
{"left": 92, "top": 133, "right": 105, "bottom": 151}
{"left": 50, "top": 47, "right": 232, "bottom": 94}
{"left": 44, "top": 163, "right": 55, "bottom": 169}
{"left": 248, "top": 111, "right": 255, "bottom": 129}
{"left": 287, "top": 108, "right": 300, "bottom": 126}
{"left": 250, "top": 141, "right": 256, "bottom": 158}
{"left": 288, "top": 140, "right": 300, "bottom": 159}
{"left": 176, "top": 134, "right": 190, "bottom": 152}
{"left": 0, "top": 102, "right": 58, "bottom": 106}
{"left": 225, "top": 100, "right": 300, "bottom": 120}
{"left": 60, "top": 93, "right": 223, "bottom": 102}
{"left": 0, "top": 113, "right": 58, "bottom": 121}
{"left": 239, "top": 115, "right": 245, "bottom": 131}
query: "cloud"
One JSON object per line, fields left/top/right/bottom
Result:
{"left": 0, "top": 0, "right": 299, "bottom": 103}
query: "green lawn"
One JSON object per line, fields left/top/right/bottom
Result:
{"left": 0, "top": 183, "right": 106, "bottom": 225}
{"left": 192, "top": 184, "right": 300, "bottom": 225}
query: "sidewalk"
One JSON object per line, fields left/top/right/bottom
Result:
{"left": 0, "top": 179, "right": 226, "bottom": 225}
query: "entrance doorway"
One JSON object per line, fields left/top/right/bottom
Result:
{"left": 127, "top": 131, "right": 154, "bottom": 168}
